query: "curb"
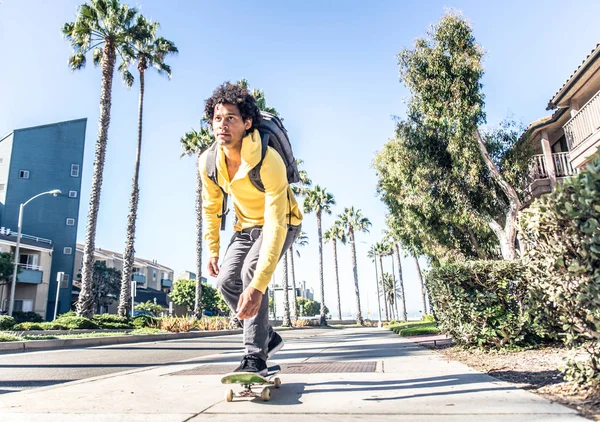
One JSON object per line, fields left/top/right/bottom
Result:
{"left": 0, "top": 329, "right": 244, "bottom": 353}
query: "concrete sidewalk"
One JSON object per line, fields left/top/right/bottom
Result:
{"left": 0, "top": 327, "right": 587, "bottom": 421}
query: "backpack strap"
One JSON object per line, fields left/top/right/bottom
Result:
{"left": 248, "top": 132, "right": 269, "bottom": 193}
{"left": 206, "top": 143, "right": 229, "bottom": 231}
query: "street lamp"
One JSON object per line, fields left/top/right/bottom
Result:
{"left": 8, "top": 189, "right": 61, "bottom": 316}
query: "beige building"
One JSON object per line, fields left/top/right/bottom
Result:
{"left": 524, "top": 43, "right": 600, "bottom": 203}
{"left": 73, "top": 244, "right": 174, "bottom": 314}
{"left": 0, "top": 227, "right": 53, "bottom": 318}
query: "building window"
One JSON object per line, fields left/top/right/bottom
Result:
{"left": 0, "top": 184, "right": 5, "bottom": 191}
{"left": 19, "top": 170, "right": 30, "bottom": 179}
{"left": 69, "top": 190, "right": 78, "bottom": 198}
{"left": 66, "top": 218, "right": 75, "bottom": 226}
{"left": 60, "top": 274, "right": 70, "bottom": 288}
{"left": 71, "top": 164, "right": 80, "bottom": 177}
{"left": 63, "top": 247, "right": 72, "bottom": 255}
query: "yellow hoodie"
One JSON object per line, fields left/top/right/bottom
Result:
{"left": 198, "top": 129, "right": 303, "bottom": 293}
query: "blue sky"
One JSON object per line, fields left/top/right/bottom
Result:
{"left": 1, "top": 0, "right": 599, "bottom": 319}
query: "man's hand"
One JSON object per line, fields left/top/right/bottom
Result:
{"left": 207, "top": 257, "right": 219, "bottom": 277}
{"left": 236, "top": 286, "right": 263, "bottom": 320}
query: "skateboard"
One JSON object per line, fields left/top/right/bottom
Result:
{"left": 221, "top": 365, "right": 281, "bottom": 402}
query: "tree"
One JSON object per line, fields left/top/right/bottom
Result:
{"left": 303, "top": 185, "right": 336, "bottom": 325}
{"left": 381, "top": 272, "right": 401, "bottom": 318}
{"left": 296, "top": 298, "right": 328, "bottom": 317}
{"left": 75, "top": 261, "right": 121, "bottom": 314}
{"left": 337, "top": 207, "right": 371, "bottom": 325}
{"left": 324, "top": 223, "right": 346, "bottom": 320}
{"left": 289, "top": 231, "right": 308, "bottom": 321}
{"left": 169, "top": 279, "right": 228, "bottom": 315}
{"left": 117, "top": 20, "right": 178, "bottom": 317}
{"left": 63, "top": 0, "right": 151, "bottom": 318}
{"left": 374, "top": 241, "right": 389, "bottom": 320}
{"left": 281, "top": 252, "right": 292, "bottom": 327}
{"left": 180, "top": 120, "right": 216, "bottom": 318}
{"left": 413, "top": 255, "right": 427, "bottom": 314}
{"left": 0, "top": 253, "right": 18, "bottom": 312}
{"left": 367, "top": 245, "right": 383, "bottom": 323}
{"left": 378, "top": 11, "right": 528, "bottom": 262}
{"left": 386, "top": 228, "right": 408, "bottom": 322}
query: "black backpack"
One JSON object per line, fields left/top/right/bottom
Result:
{"left": 205, "top": 111, "right": 299, "bottom": 230}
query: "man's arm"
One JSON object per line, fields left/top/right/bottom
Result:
{"left": 198, "top": 150, "right": 224, "bottom": 262}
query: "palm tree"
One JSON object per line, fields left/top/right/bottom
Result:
{"left": 324, "top": 223, "right": 346, "bottom": 320}
{"left": 291, "top": 159, "right": 312, "bottom": 197}
{"left": 414, "top": 254, "right": 428, "bottom": 315}
{"left": 337, "top": 207, "right": 371, "bottom": 325}
{"left": 374, "top": 241, "right": 389, "bottom": 321}
{"left": 117, "top": 21, "right": 177, "bottom": 317}
{"left": 179, "top": 121, "right": 215, "bottom": 318}
{"left": 303, "top": 185, "right": 335, "bottom": 325}
{"left": 367, "top": 245, "right": 383, "bottom": 324}
{"left": 382, "top": 240, "right": 398, "bottom": 320}
{"left": 382, "top": 272, "right": 401, "bottom": 317}
{"left": 281, "top": 252, "right": 292, "bottom": 327}
{"left": 289, "top": 231, "right": 308, "bottom": 321}
{"left": 63, "top": 0, "right": 151, "bottom": 318}
{"left": 392, "top": 241, "right": 408, "bottom": 322}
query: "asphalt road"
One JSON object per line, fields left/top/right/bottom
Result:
{"left": 0, "top": 328, "right": 327, "bottom": 395}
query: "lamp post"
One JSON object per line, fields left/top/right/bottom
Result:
{"left": 8, "top": 189, "right": 61, "bottom": 316}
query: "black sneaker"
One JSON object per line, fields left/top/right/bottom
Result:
{"left": 233, "top": 354, "right": 268, "bottom": 376}
{"left": 267, "top": 332, "right": 284, "bottom": 359}
{"left": 229, "top": 316, "right": 243, "bottom": 330}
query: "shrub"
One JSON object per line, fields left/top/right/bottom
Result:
{"left": 421, "top": 314, "right": 435, "bottom": 323}
{"left": 54, "top": 315, "right": 98, "bottom": 329}
{"left": 134, "top": 301, "right": 164, "bottom": 317}
{"left": 426, "top": 260, "right": 537, "bottom": 349}
{"left": 519, "top": 151, "right": 600, "bottom": 384}
{"left": 39, "top": 322, "right": 68, "bottom": 330}
{"left": 292, "top": 319, "right": 309, "bottom": 328}
{"left": 0, "top": 332, "right": 21, "bottom": 342}
{"left": 195, "top": 317, "right": 229, "bottom": 331}
{"left": 92, "top": 314, "right": 132, "bottom": 329}
{"left": 132, "top": 315, "right": 158, "bottom": 329}
{"left": 157, "top": 316, "right": 195, "bottom": 333}
{"left": 12, "top": 322, "right": 43, "bottom": 331}
{"left": 0, "top": 315, "right": 16, "bottom": 330}
{"left": 12, "top": 311, "right": 43, "bottom": 324}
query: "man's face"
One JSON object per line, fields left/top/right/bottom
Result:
{"left": 212, "top": 103, "right": 252, "bottom": 148}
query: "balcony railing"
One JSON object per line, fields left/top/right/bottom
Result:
{"left": 529, "top": 152, "right": 575, "bottom": 180}
{"left": 564, "top": 89, "right": 600, "bottom": 150}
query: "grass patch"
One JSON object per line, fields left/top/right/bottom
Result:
{"left": 0, "top": 332, "right": 21, "bottom": 342}
{"left": 388, "top": 321, "right": 440, "bottom": 337}
{"left": 131, "top": 328, "right": 165, "bottom": 335}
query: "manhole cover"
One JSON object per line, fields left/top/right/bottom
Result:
{"left": 170, "top": 361, "right": 377, "bottom": 376}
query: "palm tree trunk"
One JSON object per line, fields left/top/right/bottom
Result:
{"left": 117, "top": 65, "right": 145, "bottom": 318}
{"left": 77, "top": 43, "right": 116, "bottom": 318}
{"left": 414, "top": 254, "right": 427, "bottom": 315}
{"left": 394, "top": 243, "right": 407, "bottom": 322}
{"left": 390, "top": 255, "right": 398, "bottom": 320}
{"left": 333, "top": 239, "right": 342, "bottom": 321}
{"left": 289, "top": 248, "right": 298, "bottom": 321}
{"left": 317, "top": 212, "right": 326, "bottom": 326}
{"left": 193, "top": 158, "right": 203, "bottom": 319}
{"left": 373, "top": 255, "right": 382, "bottom": 323}
{"left": 349, "top": 228, "right": 364, "bottom": 325}
{"left": 378, "top": 256, "right": 388, "bottom": 321}
{"left": 282, "top": 253, "right": 291, "bottom": 327}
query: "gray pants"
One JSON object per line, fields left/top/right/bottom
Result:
{"left": 216, "top": 224, "right": 301, "bottom": 361}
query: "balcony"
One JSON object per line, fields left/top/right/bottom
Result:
{"left": 564, "top": 89, "right": 600, "bottom": 168}
{"left": 161, "top": 279, "right": 173, "bottom": 288}
{"left": 17, "top": 264, "right": 43, "bottom": 284}
{"left": 132, "top": 274, "right": 146, "bottom": 284}
{"left": 524, "top": 152, "right": 575, "bottom": 203}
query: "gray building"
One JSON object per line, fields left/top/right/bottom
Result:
{"left": 0, "top": 119, "right": 86, "bottom": 319}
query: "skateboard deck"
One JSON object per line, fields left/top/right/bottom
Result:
{"left": 221, "top": 365, "right": 281, "bottom": 402}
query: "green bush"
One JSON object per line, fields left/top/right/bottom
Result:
{"left": 12, "top": 311, "right": 43, "bottom": 324}
{"left": 426, "top": 260, "right": 537, "bottom": 349}
{"left": 39, "top": 322, "right": 68, "bottom": 330}
{"left": 0, "top": 332, "right": 21, "bottom": 342}
{"left": 421, "top": 314, "right": 435, "bottom": 322}
{"left": 0, "top": 315, "right": 16, "bottom": 330}
{"left": 92, "top": 314, "right": 132, "bottom": 329}
{"left": 12, "top": 322, "right": 43, "bottom": 331}
{"left": 519, "top": 151, "right": 600, "bottom": 384}
{"left": 54, "top": 315, "right": 98, "bottom": 329}
{"left": 132, "top": 315, "right": 157, "bottom": 329}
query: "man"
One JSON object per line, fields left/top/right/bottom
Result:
{"left": 199, "top": 82, "right": 303, "bottom": 375}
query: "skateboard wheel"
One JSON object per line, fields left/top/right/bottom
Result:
{"left": 273, "top": 377, "right": 281, "bottom": 388}
{"left": 261, "top": 387, "right": 270, "bottom": 401}
{"left": 225, "top": 389, "right": 234, "bottom": 402}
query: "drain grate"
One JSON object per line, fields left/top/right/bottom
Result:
{"left": 170, "top": 361, "right": 377, "bottom": 376}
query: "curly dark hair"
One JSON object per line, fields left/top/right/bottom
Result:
{"left": 204, "top": 82, "right": 262, "bottom": 131}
